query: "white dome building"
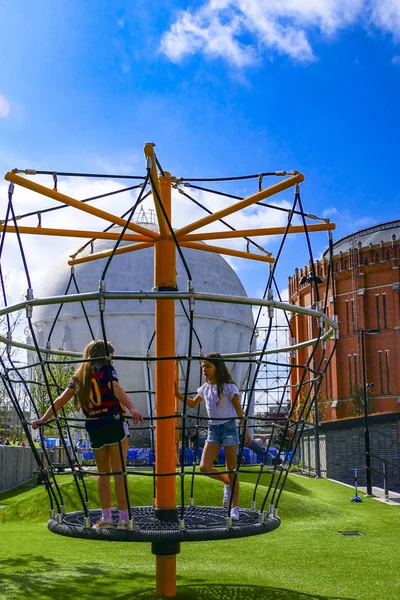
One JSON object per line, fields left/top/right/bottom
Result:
{"left": 30, "top": 216, "right": 255, "bottom": 444}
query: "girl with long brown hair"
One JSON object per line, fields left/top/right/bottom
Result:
{"left": 32, "top": 340, "right": 143, "bottom": 529}
{"left": 175, "top": 352, "right": 251, "bottom": 520}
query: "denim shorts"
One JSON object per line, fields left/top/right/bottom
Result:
{"left": 206, "top": 419, "right": 239, "bottom": 447}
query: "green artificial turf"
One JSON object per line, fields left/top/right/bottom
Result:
{"left": 0, "top": 470, "right": 399, "bottom": 600}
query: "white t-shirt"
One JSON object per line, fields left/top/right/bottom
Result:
{"left": 196, "top": 382, "right": 240, "bottom": 425}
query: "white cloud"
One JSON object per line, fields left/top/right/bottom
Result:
{"left": 0, "top": 175, "right": 141, "bottom": 304}
{"left": 370, "top": 0, "right": 400, "bottom": 39}
{"left": 160, "top": 9, "right": 256, "bottom": 66}
{"left": 170, "top": 184, "right": 297, "bottom": 266}
{"left": 322, "top": 207, "right": 375, "bottom": 234}
{"left": 322, "top": 206, "right": 338, "bottom": 218}
{"left": 1, "top": 171, "right": 301, "bottom": 304}
{"left": 352, "top": 215, "right": 376, "bottom": 229}
{"left": 0, "top": 94, "right": 10, "bottom": 118}
{"left": 392, "top": 54, "right": 400, "bottom": 64}
{"left": 160, "top": 0, "right": 400, "bottom": 66}
{"left": 95, "top": 150, "right": 143, "bottom": 175}
{"left": 322, "top": 208, "right": 375, "bottom": 238}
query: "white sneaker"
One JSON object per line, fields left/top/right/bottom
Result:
{"left": 231, "top": 506, "right": 240, "bottom": 521}
{"left": 92, "top": 519, "right": 114, "bottom": 529}
{"left": 223, "top": 484, "right": 231, "bottom": 507}
{"left": 117, "top": 520, "right": 140, "bottom": 530}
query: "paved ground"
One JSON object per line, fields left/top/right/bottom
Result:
{"left": 327, "top": 478, "right": 400, "bottom": 506}
{"left": 358, "top": 485, "right": 400, "bottom": 505}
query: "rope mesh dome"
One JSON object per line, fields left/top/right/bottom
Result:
{"left": 0, "top": 151, "right": 337, "bottom": 553}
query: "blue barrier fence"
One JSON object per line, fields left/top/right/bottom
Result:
{"left": 79, "top": 446, "right": 291, "bottom": 465}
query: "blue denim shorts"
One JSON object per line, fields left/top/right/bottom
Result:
{"left": 206, "top": 419, "right": 239, "bottom": 447}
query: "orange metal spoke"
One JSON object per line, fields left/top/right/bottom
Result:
{"left": 144, "top": 143, "right": 168, "bottom": 238}
{"left": 180, "top": 241, "right": 275, "bottom": 263}
{"left": 5, "top": 172, "right": 159, "bottom": 240}
{"left": 2, "top": 225, "right": 153, "bottom": 242}
{"left": 179, "top": 222, "right": 336, "bottom": 241}
{"left": 175, "top": 172, "right": 304, "bottom": 237}
{"left": 68, "top": 241, "right": 154, "bottom": 265}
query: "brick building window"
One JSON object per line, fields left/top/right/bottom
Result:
{"left": 353, "top": 354, "right": 358, "bottom": 387}
{"left": 385, "top": 351, "right": 391, "bottom": 394}
{"left": 386, "top": 250, "right": 391, "bottom": 261}
{"left": 375, "top": 294, "right": 380, "bottom": 330}
{"left": 375, "top": 252, "right": 380, "bottom": 263}
{"left": 348, "top": 355, "right": 353, "bottom": 394}
{"left": 351, "top": 299, "right": 355, "bottom": 332}
{"left": 345, "top": 300, "right": 350, "bottom": 334}
{"left": 364, "top": 255, "right": 369, "bottom": 265}
{"left": 382, "top": 293, "right": 387, "bottom": 329}
{"left": 324, "top": 358, "right": 329, "bottom": 398}
{"left": 378, "top": 351, "right": 384, "bottom": 394}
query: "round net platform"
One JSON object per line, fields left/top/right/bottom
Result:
{"left": 48, "top": 506, "right": 280, "bottom": 542}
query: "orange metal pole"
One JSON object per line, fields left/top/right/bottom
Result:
{"left": 156, "top": 556, "right": 177, "bottom": 597}
{"left": 2, "top": 224, "right": 152, "bottom": 242}
{"left": 180, "top": 222, "right": 336, "bottom": 241}
{"left": 154, "top": 170, "right": 177, "bottom": 597}
{"left": 68, "top": 242, "right": 154, "bottom": 265}
{"left": 4, "top": 172, "right": 158, "bottom": 240}
{"left": 179, "top": 241, "right": 275, "bottom": 263}
{"left": 175, "top": 172, "right": 305, "bottom": 237}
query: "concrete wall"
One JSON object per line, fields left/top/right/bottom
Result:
{"left": 324, "top": 422, "right": 400, "bottom": 489}
{"left": 0, "top": 446, "right": 36, "bottom": 492}
{"left": 300, "top": 413, "right": 400, "bottom": 491}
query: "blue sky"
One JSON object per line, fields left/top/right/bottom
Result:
{"left": 1, "top": 0, "right": 399, "bottom": 305}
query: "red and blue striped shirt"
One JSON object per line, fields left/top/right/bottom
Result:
{"left": 69, "top": 364, "right": 125, "bottom": 420}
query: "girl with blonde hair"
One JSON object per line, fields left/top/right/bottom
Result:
{"left": 32, "top": 340, "right": 143, "bottom": 529}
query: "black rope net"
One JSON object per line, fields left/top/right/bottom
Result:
{"left": 0, "top": 156, "right": 338, "bottom": 544}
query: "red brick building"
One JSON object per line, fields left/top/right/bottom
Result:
{"left": 289, "top": 220, "right": 400, "bottom": 422}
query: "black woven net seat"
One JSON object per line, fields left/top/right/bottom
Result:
{"left": 48, "top": 506, "right": 280, "bottom": 542}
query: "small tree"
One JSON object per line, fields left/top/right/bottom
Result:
{"left": 30, "top": 349, "right": 76, "bottom": 438}
{"left": 0, "top": 275, "right": 24, "bottom": 438}
{"left": 347, "top": 384, "right": 374, "bottom": 417}
{"left": 274, "top": 426, "right": 293, "bottom": 452}
{"left": 315, "top": 392, "right": 329, "bottom": 423}
{"left": 0, "top": 377, "right": 31, "bottom": 440}
{"left": 291, "top": 387, "right": 311, "bottom": 422}
{"left": 0, "top": 390, "right": 13, "bottom": 440}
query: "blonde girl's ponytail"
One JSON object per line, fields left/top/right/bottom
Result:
{"left": 72, "top": 340, "right": 115, "bottom": 410}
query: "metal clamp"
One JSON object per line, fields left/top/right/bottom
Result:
{"left": 98, "top": 280, "right": 106, "bottom": 311}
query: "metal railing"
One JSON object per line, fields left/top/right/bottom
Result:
{"left": 367, "top": 452, "right": 400, "bottom": 500}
